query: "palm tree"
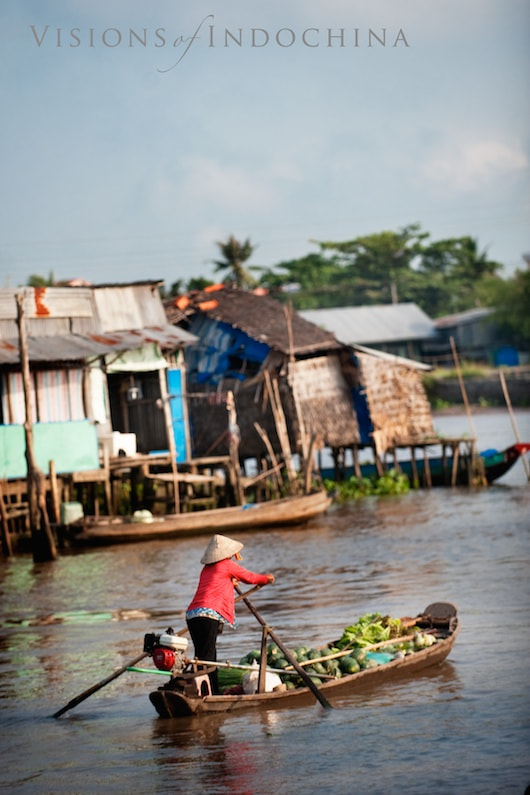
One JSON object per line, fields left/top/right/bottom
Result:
{"left": 213, "top": 235, "right": 256, "bottom": 289}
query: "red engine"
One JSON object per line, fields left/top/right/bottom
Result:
{"left": 152, "top": 646, "right": 176, "bottom": 671}
{"left": 144, "top": 628, "right": 189, "bottom": 674}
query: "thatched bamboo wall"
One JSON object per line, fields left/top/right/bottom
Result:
{"left": 357, "top": 352, "right": 434, "bottom": 455}
{"left": 289, "top": 356, "right": 360, "bottom": 448}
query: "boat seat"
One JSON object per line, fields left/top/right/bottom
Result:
{"left": 167, "top": 668, "right": 215, "bottom": 697}
{"left": 423, "top": 602, "right": 457, "bottom": 619}
{"left": 420, "top": 602, "right": 458, "bottom": 632}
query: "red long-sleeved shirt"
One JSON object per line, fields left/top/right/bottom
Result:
{"left": 187, "top": 558, "right": 269, "bottom": 625}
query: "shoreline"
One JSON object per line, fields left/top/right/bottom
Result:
{"left": 431, "top": 405, "right": 530, "bottom": 417}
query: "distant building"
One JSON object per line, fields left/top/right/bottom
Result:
{"left": 432, "top": 308, "right": 520, "bottom": 366}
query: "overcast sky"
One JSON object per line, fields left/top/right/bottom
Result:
{"left": 1, "top": 0, "right": 529, "bottom": 291}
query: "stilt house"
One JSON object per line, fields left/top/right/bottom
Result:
{"left": 165, "top": 286, "right": 435, "bottom": 480}
{"left": 0, "top": 283, "right": 196, "bottom": 523}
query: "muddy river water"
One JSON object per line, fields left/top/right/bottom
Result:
{"left": 1, "top": 409, "right": 529, "bottom": 794}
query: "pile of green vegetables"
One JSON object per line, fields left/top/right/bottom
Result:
{"left": 222, "top": 612, "right": 438, "bottom": 692}
{"left": 325, "top": 470, "right": 410, "bottom": 500}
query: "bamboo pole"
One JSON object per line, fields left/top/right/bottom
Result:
{"left": 226, "top": 391, "right": 244, "bottom": 505}
{"left": 0, "top": 481, "right": 13, "bottom": 557}
{"left": 233, "top": 584, "right": 332, "bottom": 709}
{"left": 499, "top": 370, "right": 530, "bottom": 481}
{"left": 16, "top": 293, "right": 57, "bottom": 562}
{"left": 253, "top": 423, "right": 283, "bottom": 496}
{"left": 449, "top": 336, "right": 486, "bottom": 486}
{"left": 303, "top": 433, "right": 318, "bottom": 495}
{"left": 263, "top": 371, "right": 298, "bottom": 493}
{"left": 48, "top": 461, "right": 61, "bottom": 524}
{"left": 283, "top": 634, "right": 417, "bottom": 671}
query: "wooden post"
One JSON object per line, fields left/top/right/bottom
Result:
{"left": 254, "top": 423, "right": 283, "bottom": 497}
{"left": 16, "top": 293, "right": 57, "bottom": 562}
{"left": 499, "top": 370, "right": 530, "bottom": 481}
{"left": 258, "top": 625, "right": 269, "bottom": 694}
{"left": 373, "top": 445, "right": 384, "bottom": 477}
{"left": 410, "top": 446, "right": 418, "bottom": 487}
{"left": 423, "top": 447, "right": 432, "bottom": 488}
{"left": 264, "top": 371, "right": 298, "bottom": 493}
{"left": 303, "top": 433, "right": 318, "bottom": 495}
{"left": 226, "top": 391, "right": 244, "bottom": 505}
{"left": 451, "top": 443, "right": 460, "bottom": 487}
{"left": 48, "top": 461, "right": 61, "bottom": 524}
{"left": 450, "top": 336, "right": 486, "bottom": 486}
{"left": 0, "top": 481, "right": 13, "bottom": 557}
{"left": 353, "top": 446, "right": 361, "bottom": 479}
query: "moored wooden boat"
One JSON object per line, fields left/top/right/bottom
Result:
{"left": 320, "top": 443, "right": 530, "bottom": 486}
{"left": 148, "top": 602, "right": 459, "bottom": 718}
{"left": 68, "top": 490, "right": 332, "bottom": 547}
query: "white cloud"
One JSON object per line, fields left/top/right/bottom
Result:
{"left": 179, "top": 156, "right": 281, "bottom": 212}
{"left": 421, "top": 137, "right": 528, "bottom": 192}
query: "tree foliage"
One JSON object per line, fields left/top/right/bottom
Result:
{"left": 27, "top": 272, "right": 55, "bottom": 287}
{"left": 257, "top": 224, "right": 505, "bottom": 318}
{"left": 213, "top": 235, "right": 256, "bottom": 289}
{"left": 484, "top": 268, "right": 530, "bottom": 347}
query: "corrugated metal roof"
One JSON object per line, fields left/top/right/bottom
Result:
{"left": 351, "top": 342, "right": 432, "bottom": 371}
{"left": 0, "top": 286, "right": 95, "bottom": 321}
{"left": 93, "top": 284, "right": 169, "bottom": 331}
{"left": 299, "top": 303, "right": 437, "bottom": 345}
{"left": 0, "top": 326, "right": 197, "bottom": 365}
{"left": 434, "top": 307, "right": 493, "bottom": 329}
{"left": 0, "top": 284, "right": 198, "bottom": 365}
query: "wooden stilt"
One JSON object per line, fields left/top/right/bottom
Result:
{"left": 0, "top": 481, "right": 13, "bottom": 557}
{"left": 451, "top": 443, "right": 459, "bottom": 487}
{"left": 410, "top": 446, "right": 418, "bottom": 487}
{"left": 48, "top": 461, "right": 61, "bottom": 524}
{"left": 264, "top": 371, "right": 298, "bottom": 494}
{"left": 16, "top": 293, "right": 57, "bottom": 562}
{"left": 423, "top": 447, "right": 432, "bottom": 488}
{"left": 353, "top": 446, "right": 361, "bottom": 479}
{"left": 303, "top": 434, "right": 318, "bottom": 494}
{"left": 254, "top": 422, "right": 283, "bottom": 498}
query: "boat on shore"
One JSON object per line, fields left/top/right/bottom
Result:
{"left": 68, "top": 489, "right": 332, "bottom": 547}
{"left": 320, "top": 443, "right": 530, "bottom": 486}
{"left": 148, "top": 601, "right": 459, "bottom": 719}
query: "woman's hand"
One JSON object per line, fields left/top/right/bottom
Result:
{"left": 267, "top": 573, "right": 275, "bottom": 584}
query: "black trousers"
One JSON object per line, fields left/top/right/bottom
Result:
{"left": 186, "top": 616, "right": 221, "bottom": 694}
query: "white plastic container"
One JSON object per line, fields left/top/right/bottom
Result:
{"left": 60, "top": 502, "right": 84, "bottom": 524}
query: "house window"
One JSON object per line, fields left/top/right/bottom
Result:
{"left": 1, "top": 368, "right": 85, "bottom": 424}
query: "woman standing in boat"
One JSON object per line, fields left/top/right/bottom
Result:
{"left": 186, "top": 534, "right": 274, "bottom": 694}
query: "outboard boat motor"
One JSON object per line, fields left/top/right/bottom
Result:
{"left": 143, "top": 628, "right": 189, "bottom": 675}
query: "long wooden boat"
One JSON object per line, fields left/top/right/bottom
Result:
{"left": 68, "top": 489, "right": 332, "bottom": 547}
{"left": 148, "top": 601, "right": 459, "bottom": 718}
{"left": 320, "top": 443, "right": 530, "bottom": 486}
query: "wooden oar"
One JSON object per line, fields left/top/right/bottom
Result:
{"left": 233, "top": 584, "right": 333, "bottom": 710}
{"left": 235, "top": 584, "right": 263, "bottom": 603}
{"left": 52, "top": 587, "right": 263, "bottom": 719}
{"left": 53, "top": 619, "right": 192, "bottom": 719}
{"left": 52, "top": 651, "right": 149, "bottom": 718}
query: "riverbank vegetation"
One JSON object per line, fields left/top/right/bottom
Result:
{"left": 325, "top": 469, "right": 410, "bottom": 501}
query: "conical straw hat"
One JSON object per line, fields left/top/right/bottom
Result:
{"left": 200, "top": 534, "right": 244, "bottom": 564}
